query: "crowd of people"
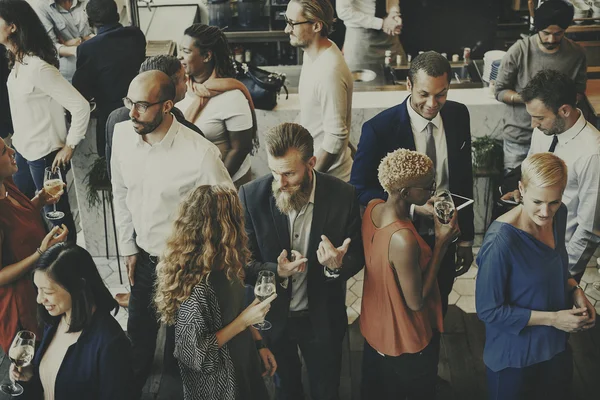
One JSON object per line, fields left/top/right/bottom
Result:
{"left": 0, "top": 0, "right": 598, "bottom": 399}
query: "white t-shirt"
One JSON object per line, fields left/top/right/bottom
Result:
{"left": 178, "top": 89, "right": 253, "bottom": 182}
{"left": 299, "top": 42, "right": 354, "bottom": 181}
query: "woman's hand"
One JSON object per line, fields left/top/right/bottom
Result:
{"left": 239, "top": 294, "right": 277, "bottom": 328}
{"left": 551, "top": 308, "right": 591, "bottom": 333}
{"left": 434, "top": 208, "right": 460, "bottom": 246}
{"left": 10, "top": 364, "right": 33, "bottom": 382}
{"left": 35, "top": 184, "right": 65, "bottom": 207}
{"left": 258, "top": 348, "right": 277, "bottom": 377}
{"left": 573, "top": 289, "right": 596, "bottom": 330}
{"left": 40, "top": 225, "right": 69, "bottom": 252}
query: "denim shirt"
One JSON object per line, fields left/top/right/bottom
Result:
{"left": 33, "top": 0, "right": 92, "bottom": 82}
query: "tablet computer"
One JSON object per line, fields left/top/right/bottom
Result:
{"left": 451, "top": 193, "right": 474, "bottom": 211}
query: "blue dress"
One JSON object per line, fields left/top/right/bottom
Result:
{"left": 476, "top": 204, "right": 570, "bottom": 372}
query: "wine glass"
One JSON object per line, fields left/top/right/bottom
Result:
{"left": 253, "top": 270, "right": 276, "bottom": 331}
{"left": 43, "top": 167, "right": 65, "bottom": 221}
{"left": 434, "top": 190, "right": 456, "bottom": 225}
{"left": 0, "top": 330, "right": 36, "bottom": 396}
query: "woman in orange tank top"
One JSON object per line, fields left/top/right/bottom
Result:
{"left": 360, "top": 149, "right": 459, "bottom": 399}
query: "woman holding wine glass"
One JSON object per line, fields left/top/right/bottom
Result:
{"left": 10, "top": 243, "right": 132, "bottom": 399}
{"left": 360, "top": 149, "right": 459, "bottom": 399}
{"left": 0, "top": 137, "right": 68, "bottom": 357}
{"left": 476, "top": 153, "right": 596, "bottom": 400}
{"left": 154, "top": 185, "right": 277, "bottom": 400}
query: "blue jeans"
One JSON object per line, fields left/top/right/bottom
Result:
{"left": 12, "top": 148, "right": 77, "bottom": 242}
{"left": 486, "top": 349, "right": 572, "bottom": 400}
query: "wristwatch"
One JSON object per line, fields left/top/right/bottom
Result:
{"left": 255, "top": 339, "right": 266, "bottom": 350}
{"left": 569, "top": 284, "right": 583, "bottom": 296}
{"left": 68, "top": 144, "right": 76, "bottom": 151}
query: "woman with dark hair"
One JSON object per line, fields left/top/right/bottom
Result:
{"left": 155, "top": 185, "right": 277, "bottom": 400}
{"left": 0, "top": 136, "right": 68, "bottom": 354}
{"left": 178, "top": 24, "right": 258, "bottom": 187}
{"left": 0, "top": 0, "right": 90, "bottom": 242}
{"left": 10, "top": 243, "right": 133, "bottom": 399}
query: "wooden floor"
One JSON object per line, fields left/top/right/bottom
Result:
{"left": 2, "top": 305, "right": 599, "bottom": 399}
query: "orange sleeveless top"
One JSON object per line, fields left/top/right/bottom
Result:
{"left": 359, "top": 200, "right": 443, "bottom": 356}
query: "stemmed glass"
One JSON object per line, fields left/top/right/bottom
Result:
{"left": 43, "top": 167, "right": 65, "bottom": 221}
{"left": 253, "top": 270, "right": 276, "bottom": 331}
{"left": 434, "top": 189, "right": 456, "bottom": 226}
{"left": 0, "top": 331, "right": 36, "bottom": 396}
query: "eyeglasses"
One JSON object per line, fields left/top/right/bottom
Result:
{"left": 284, "top": 15, "right": 313, "bottom": 28}
{"left": 123, "top": 97, "right": 167, "bottom": 114}
{"left": 408, "top": 180, "right": 437, "bottom": 196}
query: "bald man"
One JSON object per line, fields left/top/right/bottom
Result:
{"left": 111, "top": 70, "right": 234, "bottom": 398}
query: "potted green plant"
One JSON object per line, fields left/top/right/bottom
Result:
{"left": 84, "top": 156, "right": 111, "bottom": 208}
{"left": 472, "top": 136, "right": 503, "bottom": 177}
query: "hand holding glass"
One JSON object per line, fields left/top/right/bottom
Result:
{"left": 253, "top": 271, "right": 276, "bottom": 331}
{"left": 0, "top": 331, "right": 36, "bottom": 396}
{"left": 43, "top": 167, "right": 64, "bottom": 221}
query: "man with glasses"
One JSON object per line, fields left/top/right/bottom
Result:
{"left": 111, "top": 70, "right": 233, "bottom": 399}
{"left": 495, "top": 0, "right": 587, "bottom": 175}
{"left": 285, "top": 0, "right": 354, "bottom": 182}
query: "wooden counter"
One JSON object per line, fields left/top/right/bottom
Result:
{"left": 585, "top": 79, "right": 600, "bottom": 118}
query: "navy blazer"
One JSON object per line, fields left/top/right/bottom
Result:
{"left": 72, "top": 23, "right": 146, "bottom": 116}
{"left": 239, "top": 171, "right": 364, "bottom": 344}
{"left": 350, "top": 98, "right": 475, "bottom": 241}
{"left": 25, "top": 311, "right": 133, "bottom": 400}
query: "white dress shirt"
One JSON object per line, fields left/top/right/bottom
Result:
{"left": 286, "top": 173, "right": 317, "bottom": 312}
{"left": 111, "top": 117, "right": 234, "bottom": 257}
{"left": 528, "top": 110, "right": 600, "bottom": 275}
{"left": 7, "top": 55, "right": 90, "bottom": 161}
{"left": 336, "top": 0, "right": 400, "bottom": 30}
{"left": 406, "top": 97, "right": 449, "bottom": 191}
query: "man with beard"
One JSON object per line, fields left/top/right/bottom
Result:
{"left": 239, "top": 122, "right": 364, "bottom": 400}
{"left": 495, "top": 0, "right": 586, "bottom": 175}
{"left": 111, "top": 70, "right": 233, "bottom": 399}
{"left": 285, "top": 0, "right": 354, "bottom": 181}
{"left": 501, "top": 70, "right": 600, "bottom": 283}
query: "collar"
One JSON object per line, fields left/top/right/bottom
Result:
{"left": 406, "top": 95, "right": 442, "bottom": 133}
{"left": 135, "top": 116, "right": 179, "bottom": 149}
{"left": 50, "top": 0, "right": 79, "bottom": 9}
{"left": 557, "top": 109, "right": 586, "bottom": 145}
{"left": 308, "top": 170, "right": 316, "bottom": 205}
{"left": 97, "top": 22, "right": 122, "bottom": 35}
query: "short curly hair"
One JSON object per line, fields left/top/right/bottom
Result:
{"left": 378, "top": 149, "right": 434, "bottom": 194}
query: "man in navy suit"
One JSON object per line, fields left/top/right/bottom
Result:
{"left": 72, "top": 0, "right": 146, "bottom": 157}
{"left": 350, "top": 51, "right": 474, "bottom": 316}
{"left": 240, "top": 122, "right": 364, "bottom": 400}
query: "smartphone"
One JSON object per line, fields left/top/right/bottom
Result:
{"left": 451, "top": 193, "right": 474, "bottom": 211}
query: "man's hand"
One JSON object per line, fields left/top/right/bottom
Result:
{"left": 277, "top": 249, "right": 307, "bottom": 278}
{"left": 63, "top": 37, "right": 82, "bottom": 46}
{"left": 317, "top": 235, "right": 351, "bottom": 271}
{"left": 414, "top": 198, "right": 435, "bottom": 220}
{"left": 382, "top": 14, "right": 402, "bottom": 36}
{"left": 125, "top": 254, "right": 138, "bottom": 286}
{"left": 51, "top": 145, "right": 74, "bottom": 171}
{"left": 258, "top": 348, "right": 277, "bottom": 377}
{"left": 455, "top": 246, "right": 474, "bottom": 276}
{"left": 573, "top": 288, "right": 596, "bottom": 330}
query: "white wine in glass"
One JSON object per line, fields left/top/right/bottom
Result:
{"left": 43, "top": 167, "right": 65, "bottom": 221}
{"left": 253, "top": 271, "right": 276, "bottom": 331}
{"left": 0, "top": 330, "right": 36, "bottom": 396}
{"left": 434, "top": 190, "right": 455, "bottom": 224}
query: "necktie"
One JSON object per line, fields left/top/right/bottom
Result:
{"left": 375, "top": 0, "right": 387, "bottom": 18}
{"left": 548, "top": 135, "right": 558, "bottom": 153}
{"left": 425, "top": 122, "right": 437, "bottom": 169}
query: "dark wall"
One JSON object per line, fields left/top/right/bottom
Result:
{"left": 400, "top": 0, "right": 499, "bottom": 59}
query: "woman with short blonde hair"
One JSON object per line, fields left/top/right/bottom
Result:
{"left": 476, "top": 152, "right": 596, "bottom": 400}
{"left": 155, "top": 185, "right": 277, "bottom": 400}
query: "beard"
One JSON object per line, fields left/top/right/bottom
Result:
{"left": 538, "top": 33, "right": 562, "bottom": 50}
{"left": 131, "top": 112, "right": 163, "bottom": 135}
{"left": 541, "top": 116, "right": 566, "bottom": 136}
{"left": 272, "top": 169, "right": 313, "bottom": 215}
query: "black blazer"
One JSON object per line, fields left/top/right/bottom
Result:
{"left": 239, "top": 171, "right": 364, "bottom": 343}
{"left": 350, "top": 98, "right": 475, "bottom": 242}
{"left": 72, "top": 23, "right": 146, "bottom": 116}
{"left": 0, "top": 46, "right": 12, "bottom": 138}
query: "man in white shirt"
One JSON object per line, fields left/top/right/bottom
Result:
{"left": 111, "top": 70, "right": 233, "bottom": 399}
{"left": 285, "top": 0, "right": 354, "bottom": 182}
{"left": 336, "top": 0, "right": 404, "bottom": 65}
{"left": 503, "top": 69, "right": 600, "bottom": 283}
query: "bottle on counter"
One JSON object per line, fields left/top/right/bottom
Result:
{"left": 452, "top": 54, "right": 460, "bottom": 63}
{"left": 463, "top": 47, "right": 471, "bottom": 65}
{"left": 384, "top": 50, "right": 392, "bottom": 67}
{"left": 396, "top": 54, "right": 402, "bottom": 66}
{"left": 407, "top": 54, "right": 412, "bottom": 67}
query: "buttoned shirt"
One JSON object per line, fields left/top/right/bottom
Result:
{"left": 33, "top": 0, "right": 92, "bottom": 82}
{"left": 528, "top": 110, "right": 600, "bottom": 275}
{"left": 336, "top": 0, "right": 400, "bottom": 30}
{"left": 286, "top": 174, "right": 317, "bottom": 312}
{"left": 111, "top": 117, "right": 234, "bottom": 257}
{"left": 7, "top": 55, "right": 89, "bottom": 161}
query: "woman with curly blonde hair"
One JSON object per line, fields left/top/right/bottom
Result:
{"left": 155, "top": 185, "right": 277, "bottom": 400}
